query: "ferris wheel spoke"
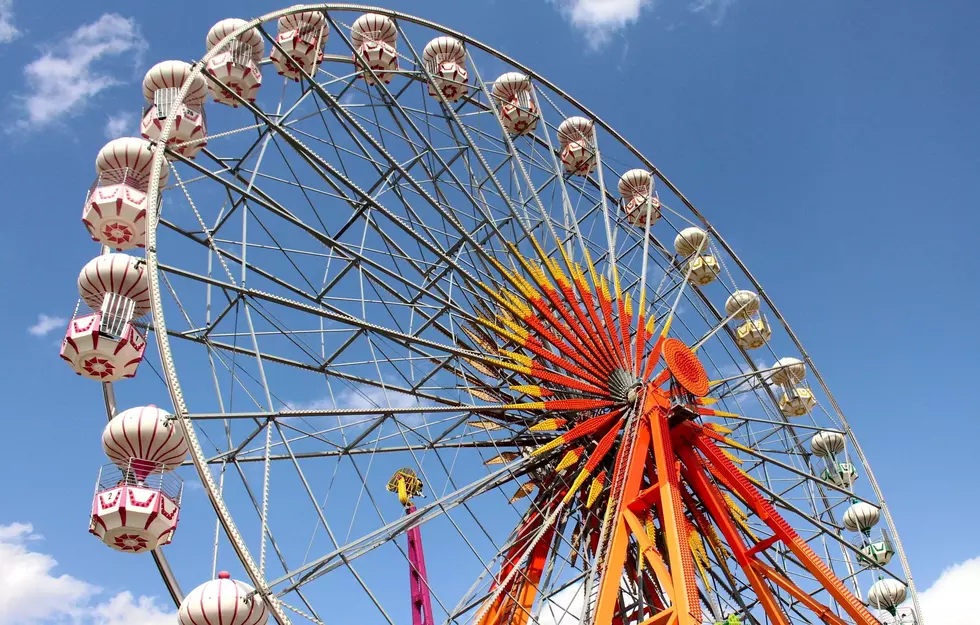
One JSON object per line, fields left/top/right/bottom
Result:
{"left": 200, "top": 124, "right": 537, "bottom": 332}
{"left": 220, "top": 461, "right": 326, "bottom": 624}
{"left": 159, "top": 196, "right": 499, "bottom": 349}
{"left": 267, "top": 455, "right": 530, "bottom": 596}
{"left": 159, "top": 263, "right": 620, "bottom": 404}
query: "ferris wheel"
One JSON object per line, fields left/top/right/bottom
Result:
{"left": 60, "top": 5, "right": 923, "bottom": 625}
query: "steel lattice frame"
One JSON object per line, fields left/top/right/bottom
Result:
{"left": 89, "top": 4, "right": 924, "bottom": 625}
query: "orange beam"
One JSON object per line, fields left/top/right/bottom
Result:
{"left": 623, "top": 508, "right": 675, "bottom": 596}
{"left": 692, "top": 433, "right": 881, "bottom": 625}
{"left": 648, "top": 405, "right": 702, "bottom": 625}
{"left": 592, "top": 416, "right": 652, "bottom": 625}
{"left": 751, "top": 560, "right": 852, "bottom": 625}
{"left": 675, "top": 445, "right": 791, "bottom": 625}
{"left": 508, "top": 526, "right": 554, "bottom": 625}
{"left": 637, "top": 607, "right": 676, "bottom": 625}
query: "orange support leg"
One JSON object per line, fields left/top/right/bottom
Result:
{"left": 648, "top": 406, "right": 702, "bottom": 625}
{"left": 692, "top": 433, "right": 880, "bottom": 625}
{"left": 676, "top": 445, "right": 791, "bottom": 625}
{"left": 751, "top": 560, "right": 851, "bottom": 625}
{"left": 591, "top": 415, "right": 653, "bottom": 625}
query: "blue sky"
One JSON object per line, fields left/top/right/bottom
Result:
{"left": 1, "top": 0, "right": 978, "bottom": 624}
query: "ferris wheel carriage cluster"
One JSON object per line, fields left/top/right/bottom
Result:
{"left": 53, "top": 7, "right": 917, "bottom": 625}
{"left": 619, "top": 168, "right": 661, "bottom": 226}
{"left": 491, "top": 71, "right": 538, "bottom": 136}
{"left": 205, "top": 19, "right": 265, "bottom": 106}
{"left": 350, "top": 13, "right": 399, "bottom": 85}
{"left": 271, "top": 11, "right": 329, "bottom": 81}
{"left": 89, "top": 405, "right": 187, "bottom": 553}
{"left": 141, "top": 61, "right": 208, "bottom": 159}
{"left": 60, "top": 253, "right": 151, "bottom": 381}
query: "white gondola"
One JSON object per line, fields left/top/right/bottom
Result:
{"left": 821, "top": 461, "right": 858, "bottom": 488}
{"left": 779, "top": 386, "right": 817, "bottom": 416}
{"left": 674, "top": 227, "right": 720, "bottom": 285}
{"left": 810, "top": 430, "right": 847, "bottom": 458}
{"left": 60, "top": 254, "right": 150, "bottom": 381}
{"left": 351, "top": 13, "right": 398, "bottom": 86}
{"left": 867, "top": 579, "right": 908, "bottom": 613}
{"left": 178, "top": 572, "right": 269, "bottom": 625}
{"left": 770, "top": 357, "right": 816, "bottom": 415}
{"left": 725, "top": 289, "right": 770, "bottom": 350}
{"left": 90, "top": 405, "right": 187, "bottom": 553}
{"left": 271, "top": 10, "right": 328, "bottom": 81}
{"left": 492, "top": 72, "right": 538, "bottom": 136}
{"left": 422, "top": 36, "right": 469, "bottom": 102}
{"left": 89, "top": 457, "right": 182, "bottom": 553}
{"left": 140, "top": 61, "right": 208, "bottom": 159}
{"left": 558, "top": 116, "right": 596, "bottom": 176}
{"left": 618, "top": 169, "right": 660, "bottom": 226}
{"left": 843, "top": 501, "right": 881, "bottom": 533}
{"left": 82, "top": 138, "right": 167, "bottom": 250}
{"left": 205, "top": 18, "right": 264, "bottom": 106}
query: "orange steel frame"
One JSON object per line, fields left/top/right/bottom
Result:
{"left": 481, "top": 383, "right": 882, "bottom": 625}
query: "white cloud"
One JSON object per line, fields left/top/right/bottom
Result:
{"left": 550, "top": 0, "right": 652, "bottom": 48}
{"left": 0, "top": 522, "right": 40, "bottom": 541}
{"left": 0, "top": 0, "right": 19, "bottom": 43}
{"left": 28, "top": 313, "right": 66, "bottom": 337}
{"left": 916, "top": 555, "right": 980, "bottom": 625}
{"left": 689, "top": 0, "right": 735, "bottom": 24}
{"left": 104, "top": 112, "right": 135, "bottom": 139}
{"left": 537, "top": 581, "right": 583, "bottom": 625}
{"left": 550, "top": 0, "right": 738, "bottom": 46}
{"left": 0, "top": 522, "right": 176, "bottom": 625}
{"left": 88, "top": 591, "right": 175, "bottom": 625}
{"left": 17, "top": 14, "right": 145, "bottom": 129}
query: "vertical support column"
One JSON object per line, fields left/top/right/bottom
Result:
{"left": 591, "top": 418, "right": 652, "bottom": 625}
{"left": 649, "top": 407, "right": 702, "bottom": 625}
{"left": 406, "top": 503, "right": 435, "bottom": 625}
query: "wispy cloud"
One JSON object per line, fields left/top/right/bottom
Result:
{"left": 0, "top": 0, "right": 19, "bottom": 43}
{"left": 28, "top": 313, "right": 66, "bottom": 337}
{"left": 0, "top": 521, "right": 175, "bottom": 625}
{"left": 15, "top": 13, "right": 145, "bottom": 130}
{"left": 549, "top": 0, "right": 737, "bottom": 47}
{"left": 689, "top": 0, "right": 735, "bottom": 25}
{"left": 104, "top": 111, "right": 135, "bottom": 139}
{"left": 550, "top": 0, "right": 653, "bottom": 49}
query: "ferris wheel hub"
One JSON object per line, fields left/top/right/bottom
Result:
{"left": 608, "top": 367, "right": 640, "bottom": 404}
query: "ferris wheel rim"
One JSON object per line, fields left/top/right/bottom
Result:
{"left": 135, "top": 4, "right": 922, "bottom": 623}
